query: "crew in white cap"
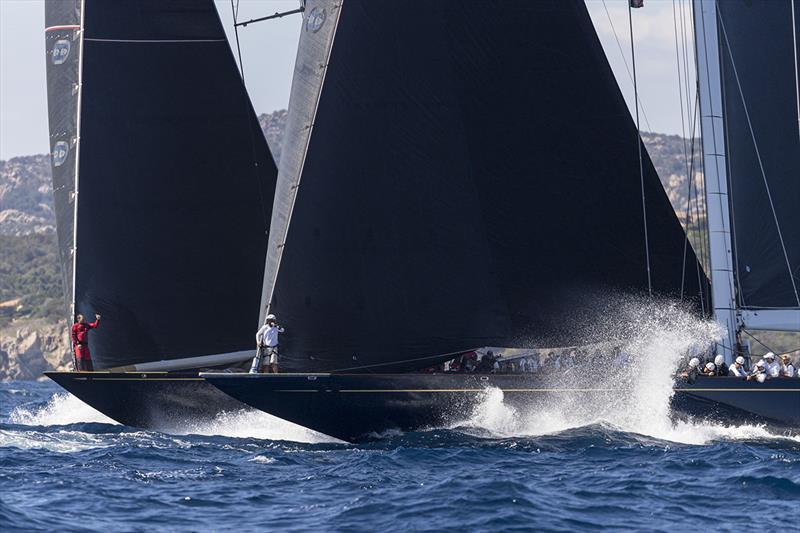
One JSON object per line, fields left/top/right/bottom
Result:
{"left": 681, "top": 357, "right": 701, "bottom": 382}
{"left": 763, "top": 352, "right": 780, "bottom": 378}
{"left": 747, "top": 360, "right": 767, "bottom": 383}
{"left": 779, "top": 354, "right": 796, "bottom": 378}
{"left": 728, "top": 356, "right": 747, "bottom": 378}
{"left": 702, "top": 362, "right": 716, "bottom": 376}
{"left": 713, "top": 355, "right": 728, "bottom": 376}
{"left": 250, "top": 313, "right": 284, "bottom": 374}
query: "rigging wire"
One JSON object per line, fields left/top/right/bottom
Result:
{"left": 627, "top": 2, "right": 652, "bottom": 297}
{"left": 229, "top": 0, "right": 269, "bottom": 233}
{"left": 717, "top": 7, "right": 800, "bottom": 307}
{"left": 230, "top": 0, "right": 246, "bottom": 81}
{"left": 600, "top": 0, "right": 652, "bottom": 131}
{"left": 740, "top": 329, "right": 800, "bottom": 358}
{"left": 674, "top": 0, "right": 691, "bottom": 300}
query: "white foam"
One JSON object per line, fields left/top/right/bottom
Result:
{"left": 462, "top": 298, "right": 800, "bottom": 445}
{"left": 0, "top": 428, "right": 112, "bottom": 453}
{"left": 9, "top": 392, "right": 117, "bottom": 426}
{"left": 175, "top": 408, "right": 339, "bottom": 444}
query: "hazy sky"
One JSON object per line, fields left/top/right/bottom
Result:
{"left": 0, "top": 0, "right": 697, "bottom": 160}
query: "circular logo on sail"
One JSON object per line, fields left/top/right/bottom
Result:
{"left": 306, "top": 7, "right": 326, "bottom": 33}
{"left": 52, "top": 141, "right": 69, "bottom": 166}
{"left": 52, "top": 39, "right": 71, "bottom": 65}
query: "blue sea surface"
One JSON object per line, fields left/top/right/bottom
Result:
{"left": 1, "top": 381, "right": 798, "bottom": 532}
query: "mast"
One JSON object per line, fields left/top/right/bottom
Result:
{"left": 70, "top": 0, "right": 85, "bottom": 322}
{"left": 693, "top": 0, "right": 739, "bottom": 362}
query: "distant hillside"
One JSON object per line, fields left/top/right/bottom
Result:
{"left": 0, "top": 155, "right": 55, "bottom": 237}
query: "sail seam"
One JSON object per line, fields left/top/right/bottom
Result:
{"left": 717, "top": 7, "right": 800, "bottom": 307}
{"left": 264, "top": 0, "right": 344, "bottom": 320}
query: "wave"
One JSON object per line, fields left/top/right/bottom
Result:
{"left": 458, "top": 299, "right": 800, "bottom": 446}
{"left": 173, "top": 408, "right": 340, "bottom": 444}
{"left": 9, "top": 392, "right": 117, "bottom": 426}
{"left": 7, "top": 389, "right": 337, "bottom": 444}
{"left": 0, "top": 428, "right": 113, "bottom": 453}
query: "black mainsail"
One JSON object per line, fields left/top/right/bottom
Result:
{"left": 717, "top": 0, "right": 800, "bottom": 313}
{"left": 264, "top": 0, "right": 708, "bottom": 373}
{"left": 45, "top": 0, "right": 277, "bottom": 370}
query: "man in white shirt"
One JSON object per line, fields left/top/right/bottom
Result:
{"left": 249, "top": 314, "right": 284, "bottom": 374}
{"left": 728, "top": 356, "right": 747, "bottom": 378}
{"left": 779, "top": 354, "right": 796, "bottom": 377}
{"left": 763, "top": 352, "right": 780, "bottom": 378}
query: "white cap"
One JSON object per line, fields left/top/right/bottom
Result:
{"left": 756, "top": 360, "right": 766, "bottom": 368}
{"left": 764, "top": 352, "right": 775, "bottom": 360}
{"left": 735, "top": 356, "right": 745, "bottom": 365}
{"left": 689, "top": 357, "right": 700, "bottom": 368}
{"left": 266, "top": 314, "right": 276, "bottom": 321}
{"left": 705, "top": 362, "right": 716, "bottom": 371}
{"left": 714, "top": 355, "right": 724, "bottom": 366}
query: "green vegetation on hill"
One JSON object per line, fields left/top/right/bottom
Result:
{"left": 0, "top": 233, "right": 64, "bottom": 322}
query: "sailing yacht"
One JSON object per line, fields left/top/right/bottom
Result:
{"left": 43, "top": 0, "right": 278, "bottom": 428}
{"left": 670, "top": 0, "right": 800, "bottom": 427}
{"left": 203, "top": 0, "right": 729, "bottom": 442}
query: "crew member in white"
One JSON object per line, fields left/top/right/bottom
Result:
{"left": 763, "top": 352, "right": 780, "bottom": 378}
{"left": 747, "top": 360, "right": 767, "bottom": 383}
{"left": 250, "top": 314, "right": 284, "bottom": 374}
{"left": 713, "top": 355, "right": 728, "bottom": 376}
{"left": 779, "top": 354, "right": 796, "bottom": 378}
{"left": 728, "top": 356, "right": 747, "bottom": 378}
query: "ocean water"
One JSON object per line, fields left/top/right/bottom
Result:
{"left": 2, "top": 303, "right": 799, "bottom": 532}
{"left": 1, "top": 382, "right": 798, "bottom": 532}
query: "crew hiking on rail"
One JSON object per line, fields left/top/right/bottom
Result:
{"left": 250, "top": 314, "right": 284, "bottom": 374}
{"left": 71, "top": 313, "right": 100, "bottom": 371}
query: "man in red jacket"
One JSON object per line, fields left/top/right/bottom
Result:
{"left": 71, "top": 313, "right": 101, "bottom": 371}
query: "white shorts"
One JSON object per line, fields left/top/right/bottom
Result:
{"left": 263, "top": 346, "right": 278, "bottom": 365}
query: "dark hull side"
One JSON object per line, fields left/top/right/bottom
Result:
{"left": 45, "top": 372, "right": 247, "bottom": 431}
{"left": 203, "top": 373, "right": 800, "bottom": 442}
{"left": 672, "top": 375, "right": 800, "bottom": 430}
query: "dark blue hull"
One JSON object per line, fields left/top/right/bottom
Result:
{"left": 671, "top": 375, "right": 800, "bottom": 429}
{"left": 203, "top": 373, "right": 800, "bottom": 442}
{"left": 45, "top": 371, "right": 246, "bottom": 430}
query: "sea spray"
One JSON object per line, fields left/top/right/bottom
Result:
{"left": 174, "top": 408, "right": 338, "bottom": 444}
{"left": 462, "top": 297, "right": 792, "bottom": 444}
{"left": 9, "top": 391, "right": 117, "bottom": 426}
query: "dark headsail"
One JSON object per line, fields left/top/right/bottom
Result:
{"left": 44, "top": 0, "right": 82, "bottom": 317}
{"left": 717, "top": 0, "right": 800, "bottom": 310}
{"left": 266, "top": 0, "right": 707, "bottom": 373}
{"left": 45, "top": 0, "right": 277, "bottom": 370}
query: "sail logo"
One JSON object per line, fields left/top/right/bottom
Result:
{"left": 306, "top": 7, "right": 326, "bottom": 33}
{"left": 52, "top": 40, "right": 71, "bottom": 65}
{"left": 52, "top": 141, "right": 69, "bottom": 166}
